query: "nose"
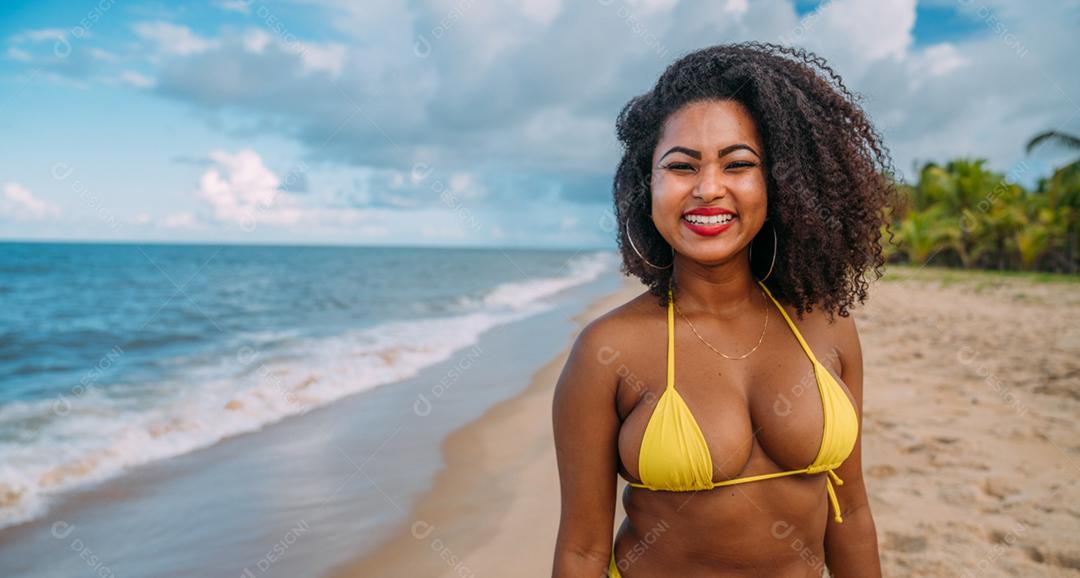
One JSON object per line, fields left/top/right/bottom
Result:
{"left": 693, "top": 162, "right": 726, "bottom": 201}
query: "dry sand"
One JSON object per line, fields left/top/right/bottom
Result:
{"left": 326, "top": 267, "right": 1080, "bottom": 578}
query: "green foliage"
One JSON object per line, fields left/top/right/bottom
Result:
{"left": 887, "top": 145, "right": 1079, "bottom": 275}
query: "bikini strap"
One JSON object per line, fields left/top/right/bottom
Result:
{"left": 666, "top": 285, "right": 675, "bottom": 391}
{"left": 756, "top": 280, "right": 819, "bottom": 365}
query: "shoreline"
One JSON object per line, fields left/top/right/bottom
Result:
{"left": 0, "top": 259, "right": 626, "bottom": 578}
{"left": 323, "top": 275, "right": 645, "bottom": 578}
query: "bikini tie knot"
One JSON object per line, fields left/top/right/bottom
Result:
{"left": 804, "top": 463, "right": 833, "bottom": 475}
{"left": 822, "top": 468, "right": 846, "bottom": 524}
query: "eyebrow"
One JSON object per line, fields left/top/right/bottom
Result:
{"left": 658, "top": 144, "right": 761, "bottom": 162}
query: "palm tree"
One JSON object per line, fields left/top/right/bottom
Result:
{"left": 1015, "top": 208, "right": 1055, "bottom": 270}
{"left": 880, "top": 134, "right": 1080, "bottom": 274}
{"left": 1027, "top": 130, "right": 1080, "bottom": 178}
{"left": 1033, "top": 156, "right": 1080, "bottom": 272}
{"left": 920, "top": 160, "right": 1001, "bottom": 267}
{"left": 972, "top": 182, "right": 1024, "bottom": 270}
{"left": 897, "top": 205, "right": 953, "bottom": 265}
{"left": 1026, "top": 130, "right": 1080, "bottom": 156}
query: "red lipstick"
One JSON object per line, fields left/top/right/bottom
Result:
{"left": 681, "top": 207, "right": 737, "bottom": 237}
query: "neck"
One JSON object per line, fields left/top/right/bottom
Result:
{"left": 670, "top": 250, "right": 763, "bottom": 320}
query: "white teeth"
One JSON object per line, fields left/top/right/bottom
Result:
{"left": 684, "top": 213, "right": 734, "bottom": 225}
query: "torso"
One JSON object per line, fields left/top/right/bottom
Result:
{"left": 605, "top": 289, "right": 856, "bottom": 577}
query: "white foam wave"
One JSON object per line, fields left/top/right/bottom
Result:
{"left": 0, "top": 251, "right": 617, "bottom": 530}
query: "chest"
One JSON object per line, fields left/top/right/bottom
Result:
{"left": 615, "top": 324, "right": 849, "bottom": 483}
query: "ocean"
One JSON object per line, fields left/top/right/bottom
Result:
{"left": 0, "top": 242, "right": 618, "bottom": 534}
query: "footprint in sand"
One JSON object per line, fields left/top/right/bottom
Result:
{"left": 938, "top": 484, "right": 979, "bottom": 507}
{"left": 985, "top": 528, "right": 1080, "bottom": 571}
{"left": 867, "top": 464, "right": 897, "bottom": 479}
{"left": 980, "top": 477, "right": 1021, "bottom": 501}
{"left": 884, "top": 531, "right": 929, "bottom": 553}
{"left": 1025, "top": 546, "right": 1080, "bottom": 571}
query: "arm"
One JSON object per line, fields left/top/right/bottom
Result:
{"left": 824, "top": 312, "right": 882, "bottom": 577}
{"left": 551, "top": 318, "right": 621, "bottom": 578}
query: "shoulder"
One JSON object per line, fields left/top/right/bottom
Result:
{"left": 782, "top": 299, "right": 862, "bottom": 375}
{"left": 572, "top": 289, "right": 659, "bottom": 359}
{"left": 553, "top": 291, "right": 660, "bottom": 424}
{"left": 561, "top": 289, "right": 660, "bottom": 382}
{"left": 809, "top": 304, "right": 863, "bottom": 391}
{"left": 812, "top": 304, "right": 860, "bottom": 346}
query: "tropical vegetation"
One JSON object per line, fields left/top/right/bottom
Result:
{"left": 885, "top": 130, "right": 1079, "bottom": 274}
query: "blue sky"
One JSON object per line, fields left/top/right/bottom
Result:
{"left": 1, "top": 0, "right": 1078, "bottom": 248}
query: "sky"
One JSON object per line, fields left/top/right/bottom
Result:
{"left": 1, "top": 0, "right": 1078, "bottom": 249}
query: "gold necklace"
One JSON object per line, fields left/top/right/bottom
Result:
{"left": 672, "top": 284, "right": 770, "bottom": 360}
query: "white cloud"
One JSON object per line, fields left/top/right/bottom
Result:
{"left": 389, "top": 170, "right": 406, "bottom": 188}
{"left": 236, "top": 28, "right": 346, "bottom": 76}
{"left": 420, "top": 223, "right": 468, "bottom": 238}
{"left": 624, "top": 0, "right": 679, "bottom": 16}
{"left": 197, "top": 149, "right": 298, "bottom": 225}
{"left": 723, "top": 0, "right": 748, "bottom": 17}
{"left": 449, "top": 171, "right": 486, "bottom": 200}
{"left": 89, "top": 48, "right": 116, "bottom": 61}
{"left": 120, "top": 70, "right": 155, "bottom": 88}
{"left": 783, "top": 0, "right": 916, "bottom": 79}
{"left": 9, "top": 28, "right": 67, "bottom": 44}
{"left": 5, "top": 46, "right": 31, "bottom": 61}
{"left": 913, "top": 42, "right": 969, "bottom": 79}
{"left": 242, "top": 29, "right": 272, "bottom": 54}
{"left": 519, "top": 0, "right": 563, "bottom": 25}
{"left": 162, "top": 211, "right": 196, "bottom": 228}
{"left": 2, "top": 182, "right": 61, "bottom": 220}
{"left": 8, "top": 0, "right": 1072, "bottom": 247}
{"left": 295, "top": 41, "right": 347, "bottom": 77}
{"left": 216, "top": 0, "right": 251, "bottom": 14}
{"left": 133, "top": 21, "right": 218, "bottom": 55}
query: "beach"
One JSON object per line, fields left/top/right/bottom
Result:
{"left": 329, "top": 267, "right": 1080, "bottom": 578}
{"left": 4, "top": 0, "right": 1080, "bottom": 575}
{"left": 1, "top": 247, "right": 1077, "bottom": 578}
{"left": 0, "top": 245, "right": 625, "bottom": 577}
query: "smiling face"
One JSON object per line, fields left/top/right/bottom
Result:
{"left": 650, "top": 99, "right": 768, "bottom": 267}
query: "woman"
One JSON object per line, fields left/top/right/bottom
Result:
{"left": 552, "top": 42, "right": 897, "bottom": 577}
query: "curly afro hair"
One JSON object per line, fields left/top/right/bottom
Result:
{"left": 614, "top": 41, "right": 899, "bottom": 320}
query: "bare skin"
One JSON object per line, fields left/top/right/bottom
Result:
{"left": 552, "top": 99, "right": 881, "bottom": 577}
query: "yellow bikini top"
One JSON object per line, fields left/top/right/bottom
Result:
{"left": 626, "top": 279, "right": 860, "bottom": 523}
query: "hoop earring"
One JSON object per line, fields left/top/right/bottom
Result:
{"left": 749, "top": 219, "right": 777, "bottom": 282}
{"left": 625, "top": 217, "right": 673, "bottom": 269}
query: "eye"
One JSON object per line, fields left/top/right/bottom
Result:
{"left": 727, "top": 161, "right": 756, "bottom": 169}
{"left": 664, "top": 162, "right": 694, "bottom": 171}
